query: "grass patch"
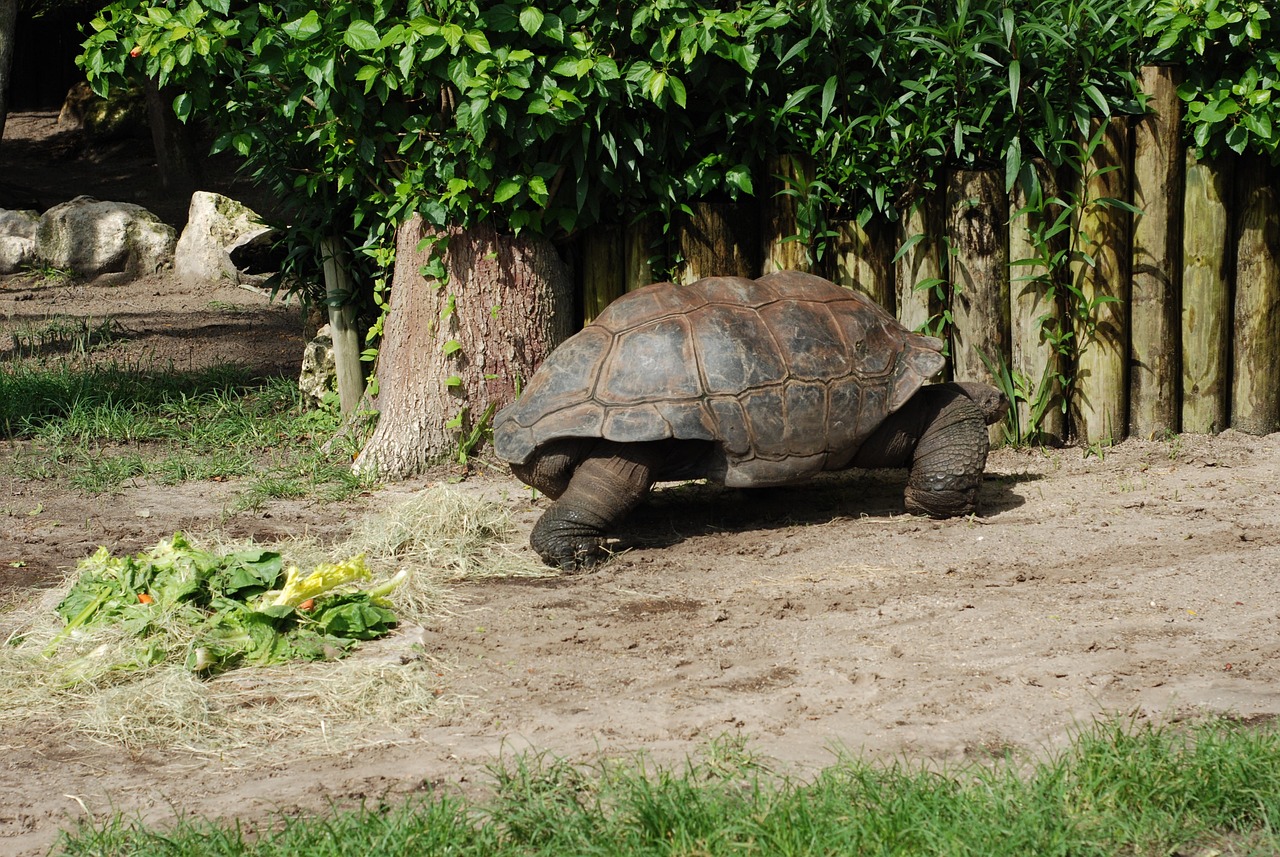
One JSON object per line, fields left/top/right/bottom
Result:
{"left": 0, "top": 361, "right": 366, "bottom": 501}
{"left": 52, "top": 719, "right": 1280, "bottom": 856}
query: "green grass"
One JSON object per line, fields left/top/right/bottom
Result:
{"left": 53, "top": 718, "right": 1280, "bottom": 856}
{"left": 0, "top": 362, "right": 367, "bottom": 501}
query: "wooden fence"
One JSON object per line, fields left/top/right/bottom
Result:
{"left": 574, "top": 66, "right": 1280, "bottom": 447}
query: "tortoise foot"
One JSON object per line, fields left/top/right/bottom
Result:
{"left": 531, "top": 508, "right": 612, "bottom": 571}
{"left": 904, "top": 485, "right": 978, "bottom": 518}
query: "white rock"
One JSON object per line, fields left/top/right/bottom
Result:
{"left": 299, "top": 324, "right": 337, "bottom": 408}
{"left": 0, "top": 208, "right": 40, "bottom": 240}
{"left": 36, "top": 196, "right": 176, "bottom": 277}
{"left": 0, "top": 235, "right": 36, "bottom": 274}
{"left": 174, "top": 191, "right": 276, "bottom": 284}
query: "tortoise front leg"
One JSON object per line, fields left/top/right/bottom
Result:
{"left": 530, "top": 441, "right": 660, "bottom": 570}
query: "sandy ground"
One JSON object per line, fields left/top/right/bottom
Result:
{"left": 3, "top": 112, "right": 1280, "bottom": 855}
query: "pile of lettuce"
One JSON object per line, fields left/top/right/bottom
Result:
{"left": 48, "top": 533, "right": 405, "bottom": 678}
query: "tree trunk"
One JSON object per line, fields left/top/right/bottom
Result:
{"left": 946, "top": 169, "right": 1010, "bottom": 444}
{"left": 0, "top": 0, "right": 16, "bottom": 143}
{"left": 319, "top": 236, "right": 365, "bottom": 415}
{"left": 761, "top": 154, "right": 814, "bottom": 274}
{"left": 1008, "top": 161, "right": 1066, "bottom": 445}
{"left": 1181, "top": 152, "right": 1232, "bottom": 434}
{"left": 894, "top": 192, "right": 944, "bottom": 338}
{"left": 1231, "top": 154, "right": 1280, "bottom": 435}
{"left": 1129, "top": 65, "right": 1183, "bottom": 440}
{"left": 676, "top": 201, "right": 760, "bottom": 284}
{"left": 1070, "top": 117, "right": 1132, "bottom": 445}
{"left": 143, "top": 80, "right": 202, "bottom": 195}
{"left": 354, "top": 216, "right": 574, "bottom": 477}
{"left": 828, "top": 216, "right": 895, "bottom": 314}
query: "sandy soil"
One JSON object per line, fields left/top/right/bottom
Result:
{"left": 3, "top": 113, "right": 1280, "bottom": 855}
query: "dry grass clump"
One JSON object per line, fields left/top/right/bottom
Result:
{"left": 0, "top": 483, "right": 540, "bottom": 758}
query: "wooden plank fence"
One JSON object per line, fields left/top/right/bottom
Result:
{"left": 575, "top": 67, "right": 1280, "bottom": 446}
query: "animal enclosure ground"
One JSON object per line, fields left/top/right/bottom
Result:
{"left": 3, "top": 113, "right": 1280, "bottom": 855}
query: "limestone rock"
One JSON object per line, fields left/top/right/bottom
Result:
{"left": 36, "top": 196, "right": 176, "bottom": 277}
{"left": 175, "top": 192, "right": 279, "bottom": 284}
{"left": 299, "top": 324, "right": 337, "bottom": 408}
{"left": 0, "top": 208, "right": 40, "bottom": 240}
{"left": 0, "top": 235, "right": 36, "bottom": 274}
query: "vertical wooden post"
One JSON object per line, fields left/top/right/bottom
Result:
{"left": 676, "top": 201, "right": 760, "bottom": 285}
{"left": 1130, "top": 66, "right": 1184, "bottom": 439}
{"left": 761, "top": 154, "right": 814, "bottom": 274}
{"left": 1070, "top": 117, "right": 1131, "bottom": 445}
{"left": 1008, "top": 161, "right": 1066, "bottom": 445}
{"left": 319, "top": 236, "right": 365, "bottom": 415}
{"left": 624, "top": 215, "right": 658, "bottom": 291}
{"left": 1181, "top": 151, "right": 1232, "bottom": 434}
{"left": 947, "top": 169, "right": 1010, "bottom": 444}
{"left": 829, "top": 217, "right": 895, "bottom": 313}
{"left": 1231, "top": 154, "right": 1280, "bottom": 435}
{"left": 581, "top": 226, "right": 625, "bottom": 323}
{"left": 895, "top": 192, "right": 943, "bottom": 337}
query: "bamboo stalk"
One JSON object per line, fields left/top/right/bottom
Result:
{"left": 946, "top": 169, "right": 1010, "bottom": 443}
{"left": 1130, "top": 65, "right": 1184, "bottom": 439}
{"left": 1008, "top": 160, "right": 1065, "bottom": 445}
{"left": 1231, "top": 154, "right": 1280, "bottom": 435}
{"left": 581, "top": 225, "right": 625, "bottom": 323}
{"left": 894, "top": 192, "right": 943, "bottom": 337}
{"left": 1070, "top": 117, "right": 1132, "bottom": 445}
{"left": 761, "top": 154, "right": 814, "bottom": 274}
{"left": 1180, "top": 151, "right": 1232, "bottom": 434}
{"left": 829, "top": 217, "right": 895, "bottom": 313}
{"left": 676, "top": 201, "right": 760, "bottom": 285}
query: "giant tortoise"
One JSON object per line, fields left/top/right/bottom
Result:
{"left": 494, "top": 271, "right": 1007, "bottom": 569}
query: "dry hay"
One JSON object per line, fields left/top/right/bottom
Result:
{"left": 0, "top": 483, "right": 546, "bottom": 759}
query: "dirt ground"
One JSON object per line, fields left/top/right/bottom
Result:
{"left": 3, "top": 112, "right": 1280, "bottom": 855}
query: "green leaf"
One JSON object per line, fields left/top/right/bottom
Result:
{"left": 820, "top": 74, "right": 837, "bottom": 126}
{"left": 282, "top": 11, "right": 321, "bottom": 41}
{"left": 344, "top": 21, "right": 380, "bottom": 52}
{"left": 493, "top": 177, "right": 522, "bottom": 203}
{"left": 519, "top": 6, "right": 544, "bottom": 36}
{"left": 442, "top": 339, "right": 463, "bottom": 355}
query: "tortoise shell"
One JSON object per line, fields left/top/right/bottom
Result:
{"left": 493, "top": 271, "right": 946, "bottom": 487}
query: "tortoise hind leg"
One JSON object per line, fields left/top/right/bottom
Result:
{"left": 902, "top": 385, "right": 989, "bottom": 517}
{"left": 530, "top": 441, "right": 660, "bottom": 570}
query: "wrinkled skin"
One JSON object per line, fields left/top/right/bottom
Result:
{"left": 512, "top": 382, "right": 1008, "bottom": 570}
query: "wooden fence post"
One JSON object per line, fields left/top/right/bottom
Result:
{"left": 581, "top": 226, "right": 625, "bottom": 323}
{"left": 1070, "top": 117, "right": 1131, "bottom": 445}
{"left": 677, "top": 201, "right": 760, "bottom": 285}
{"left": 1231, "top": 154, "right": 1280, "bottom": 435}
{"left": 1008, "top": 161, "right": 1066, "bottom": 445}
{"left": 1181, "top": 151, "right": 1232, "bottom": 434}
{"left": 1130, "top": 65, "right": 1183, "bottom": 439}
{"left": 762, "top": 154, "right": 814, "bottom": 274}
{"left": 894, "top": 191, "right": 943, "bottom": 338}
{"left": 947, "top": 169, "right": 1010, "bottom": 444}
{"left": 829, "top": 216, "right": 895, "bottom": 313}
{"left": 624, "top": 215, "right": 659, "bottom": 292}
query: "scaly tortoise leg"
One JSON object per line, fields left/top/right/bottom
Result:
{"left": 529, "top": 441, "right": 661, "bottom": 570}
